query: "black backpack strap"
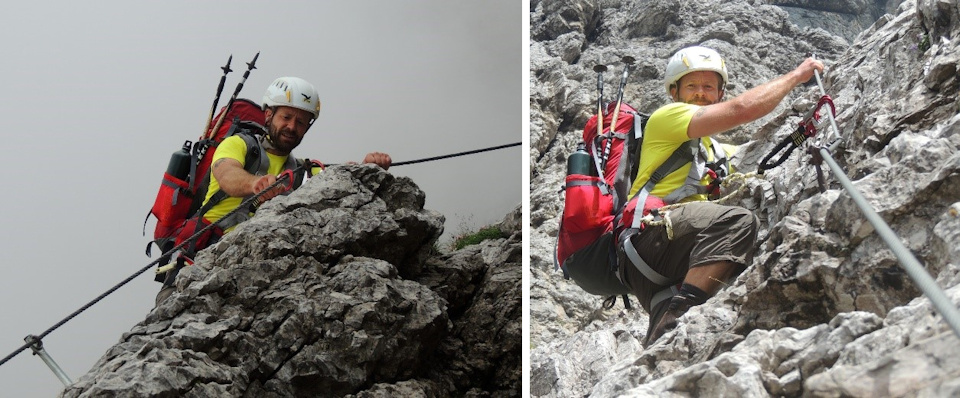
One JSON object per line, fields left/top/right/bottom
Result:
{"left": 191, "top": 133, "right": 266, "bottom": 230}
{"left": 236, "top": 133, "right": 269, "bottom": 175}
{"left": 613, "top": 140, "right": 696, "bottom": 232}
{"left": 660, "top": 139, "right": 707, "bottom": 203}
{"left": 612, "top": 111, "right": 649, "bottom": 210}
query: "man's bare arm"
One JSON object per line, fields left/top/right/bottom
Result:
{"left": 211, "top": 158, "right": 276, "bottom": 198}
{"left": 686, "top": 58, "right": 824, "bottom": 139}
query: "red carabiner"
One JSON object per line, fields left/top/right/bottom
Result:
{"left": 799, "top": 95, "right": 836, "bottom": 138}
{"left": 277, "top": 169, "right": 296, "bottom": 193}
{"left": 705, "top": 169, "right": 722, "bottom": 195}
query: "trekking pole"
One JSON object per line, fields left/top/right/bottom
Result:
{"left": 807, "top": 56, "right": 960, "bottom": 339}
{"left": 205, "top": 52, "right": 260, "bottom": 140}
{"left": 203, "top": 55, "right": 233, "bottom": 134}
{"left": 593, "top": 64, "right": 608, "bottom": 141}
{"left": 600, "top": 56, "right": 635, "bottom": 172}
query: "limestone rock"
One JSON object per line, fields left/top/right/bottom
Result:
{"left": 62, "top": 165, "right": 521, "bottom": 397}
{"left": 531, "top": 0, "right": 960, "bottom": 396}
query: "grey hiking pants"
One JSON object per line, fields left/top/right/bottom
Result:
{"left": 617, "top": 202, "right": 759, "bottom": 313}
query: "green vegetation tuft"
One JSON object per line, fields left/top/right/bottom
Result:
{"left": 452, "top": 226, "right": 503, "bottom": 251}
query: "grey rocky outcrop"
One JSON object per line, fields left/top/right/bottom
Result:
{"left": 531, "top": 0, "right": 960, "bottom": 396}
{"left": 762, "top": 0, "right": 906, "bottom": 43}
{"left": 62, "top": 165, "right": 521, "bottom": 397}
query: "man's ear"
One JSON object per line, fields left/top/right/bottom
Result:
{"left": 716, "top": 73, "right": 725, "bottom": 101}
{"left": 669, "top": 85, "right": 679, "bottom": 101}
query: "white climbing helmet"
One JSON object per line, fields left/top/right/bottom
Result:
{"left": 664, "top": 46, "right": 728, "bottom": 95}
{"left": 262, "top": 77, "right": 322, "bottom": 120}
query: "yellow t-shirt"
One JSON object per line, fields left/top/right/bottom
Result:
{"left": 202, "top": 135, "right": 289, "bottom": 230}
{"left": 627, "top": 102, "right": 731, "bottom": 202}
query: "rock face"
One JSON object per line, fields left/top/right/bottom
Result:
{"left": 763, "top": 0, "right": 905, "bottom": 43}
{"left": 62, "top": 165, "right": 521, "bottom": 397}
{"left": 531, "top": 0, "right": 960, "bottom": 396}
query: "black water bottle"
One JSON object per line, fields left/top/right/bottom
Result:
{"left": 566, "top": 142, "right": 595, "bottom": 176}
{"left": 166, "top": 140, "right": 193, "bottom": 180}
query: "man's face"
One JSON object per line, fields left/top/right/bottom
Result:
{"left": 671, "top": 71, "right": 724, "bottom": 106}
{"left": 265, "top": 106, "right": 313, "bottom": 154}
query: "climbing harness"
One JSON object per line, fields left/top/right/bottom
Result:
{"left": 634, "top": 170, "right": 759, "bottom": 239}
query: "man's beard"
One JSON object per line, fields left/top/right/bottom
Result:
{"left": 685, "top": 95, "right": 714, "bottom": 106}
{"left": 265, "top": 123, "right": 302, "bottom": 155}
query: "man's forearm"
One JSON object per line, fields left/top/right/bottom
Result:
{"left": 727, "top": 68, "right": 808, "bottom": 123}
{"left": 211, "top": 158, "right": 258, "bottom": 197}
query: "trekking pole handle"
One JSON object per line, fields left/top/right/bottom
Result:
{"left": 594, "top": 64, "right": 606, "bottom": 139}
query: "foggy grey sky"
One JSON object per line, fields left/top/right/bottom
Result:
{"left": 0, "top": 2, "right": 520, "bottom": 395}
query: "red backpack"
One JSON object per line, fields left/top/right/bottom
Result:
{"left": 554, "top": 101, "right": 659, "bottom": 296}
{"left": 145, "top": 98, "right": 265, "bottom": 279}
{"left": 556, "top": 102, "right": 732, "bottom": 303}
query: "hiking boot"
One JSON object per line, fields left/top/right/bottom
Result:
{"left": 642, "top": 295, "right": 697, "bottom": 348}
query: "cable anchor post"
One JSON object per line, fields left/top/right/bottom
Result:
{"left": 24, "top": 335, "right": 73, "bottom": 386}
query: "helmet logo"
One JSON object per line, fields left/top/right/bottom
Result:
{"left": 301, "top": 93, "right": 312, "bottom": 103}
{"left": 683, "top": 53, "right": 721, "bottom": 69}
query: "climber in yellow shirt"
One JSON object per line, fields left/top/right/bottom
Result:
{"left": 619, "top": 46, "right": 824, "bottom": 347}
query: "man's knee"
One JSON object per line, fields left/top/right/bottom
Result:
{"left": 728, "top": 206, "right": 759, "bottom": 231}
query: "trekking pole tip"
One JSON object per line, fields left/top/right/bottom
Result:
{"left": 247, "top": 52, "right": 260, "bottom": 69}
{"left": 221, "top": 55, "right": 234, "bottom": 73}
